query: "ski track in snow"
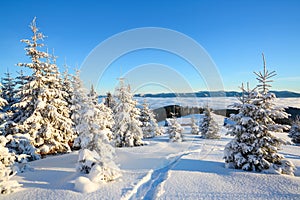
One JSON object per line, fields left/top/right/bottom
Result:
{"left": 122, "top": 151, "right": 190, "bottom": 200}
{"left": 122, "top": 139, "right": 220, "bottom": 200}
{"left": 121, "top": 114, "right": 225, "bottom": 200}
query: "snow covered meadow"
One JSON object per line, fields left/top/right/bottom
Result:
{"left": 2, "top": 109, "right": 300, "bottom": 200}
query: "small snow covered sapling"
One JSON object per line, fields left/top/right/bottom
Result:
{"left": 77, "top": 148, "right": 121, "bottom": 183}
{"left": 199, "top": 106, "right": 220, "bottom": 139}
{"left": 190, "top": 117, "right": 199, "bottom": 135}
{"left": 289, "top": 116, "right": 300, "bottom": 144}
{"left": 224, "top": 54, "right": 295, "bottom": 175}
{"left": 168, "top": 116, "right": 183, "bottom": 142}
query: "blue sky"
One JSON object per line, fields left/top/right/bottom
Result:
{"left": 0, "top": 0, "right": 299, "bottom": 94}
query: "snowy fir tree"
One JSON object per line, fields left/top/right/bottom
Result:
{"left": 113, "top": 80, "right": 144, "bottom": 147}
{"left": 0, "top": 90, "right": 8, "bottom": 133}
{"left": 14, "top": 70, "right": 30, "bottom": 102}
{"left": 80, "top": 81, "right": 114, "bottom": 142}
{"left": 1, "top": 75, "right": 39, "bottom": 164}
{"left": 224, "top": 54, "right": 295, "bottom": 175}
{"left": 7, "top": 18, "right": 74, "bottom": 156}
{"left": 6, "top": 70, "right": 31, "bottom": 137}
{"left": 71, "top": 71, "right": 92, "bottom": 149}
{"left": 96, "top": 102, "right": 115, "bottom": 142}
{"left": 88, "top": 85, "right": 98, "bottom": 105}
{"left": 61, "top": 67, "right": 74, "bottom": 111}
{"left": 1, "top": 71, "right": 17, "bottom": 114}
{"left": 105, "top": 92, "right": 115, "bottom": 109}
{"left": 190, "top": 117, "right": 199, "bottom": 135}
{"left": 5, "top": 133, "right": 40, "bottom": 164}
{"left": 140, "top": 100, "right": 161, "bottom": 138}
{"left": 289, "top": 116, "right": 300, "bottom": 144}
{"left": 0, "top": 136, "right": 22, "bottom": 194}
{"left": 71, "top": 72, "right": 120, "bottom": 182}
{"left": 199, "top": 106, "right": 220, "bottom": 139}
{"left": 168, "top": 115, "right": 183, "bottom": 142}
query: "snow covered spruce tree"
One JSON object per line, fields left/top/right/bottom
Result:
{"left": 0, "top": 136, "right": 22, "bottom": 194}
{"left": 224, "top": 54, "right": 295, "bottom": 175}
{"left": 168, "top": 115, "right": 183, "bottom": 142}
{"left": 71, "top": 72, "right": 120, "bottom": 182}
{"left": 89, "top": 83, "right": 114, "bottom": 141}
{"left": 113, "top": 80, "right": 144, "bottom": 147}
{"left": 289, "top": 116, "right": 300, "bottom": 144}
{"left": 199, "top": 106, "right": 220, "bottom": 139}
{"left": 71, "top": 70, "right": 92, "bottom": 149}
{"left": 88, "top": 85, "right": 98, "bottom": 105}
{"left": 15, "top": 70, "right": 30, "bottom": 94}
{"left": 104, "top": 92, "right": 116, "bottom": 109}
{"left": 0, "top": 90, "right": 8, "bottom": 133}
{"left": 96, "top": 102, "right": 115, "bottom": 142}
{"left": 190, "top": 117, "right": 199, "bottom": 135}
{"left": 8, "top": 18, "right": 74, "bottom": 156}
{"left": 2, "top": 70, "right": 40, "bottom": 162}
{"left": 3, "top": 70, "right": 30, "bottom": 136}
{"left": 61, "top": 67, "right": 74, "bottom": 111}
{"left": 140, "top": 100, "right": 161, "bottom": 138}
{"left": 1, "top": 71, "right": 17, "bottom": 115}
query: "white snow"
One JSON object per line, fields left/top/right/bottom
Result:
{"left": 74, "top": 176, "right": 99, "bottom": 193}
{"left": 2, "top": 110, "right": 300, "bottom": 199}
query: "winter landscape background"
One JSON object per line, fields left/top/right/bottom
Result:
{"left": 1, "top": 0, "right": 300, "bottom": 199}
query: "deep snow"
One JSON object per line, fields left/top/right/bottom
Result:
{"left": 1, "top": 112, "right": 300, "bottom": 200}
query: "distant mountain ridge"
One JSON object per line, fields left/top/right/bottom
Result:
{"left": 133, "top": 90, "right": 300, "bottom": 98}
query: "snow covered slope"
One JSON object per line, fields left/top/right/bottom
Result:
{"left": 2, "top": 114, "right": 300, "bottom": 200}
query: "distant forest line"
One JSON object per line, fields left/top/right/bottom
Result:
{"left": 133, "top": 90, "right": 300, "bottom": 98}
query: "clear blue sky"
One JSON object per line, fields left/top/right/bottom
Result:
{"left": 0, "top": 0, "right": 299, "bottom": 94}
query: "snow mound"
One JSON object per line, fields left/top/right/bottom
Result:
{"left": 74, "top": 176, "right": 99, "bottom": 193}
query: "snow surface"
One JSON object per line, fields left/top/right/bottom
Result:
{"left": 2, "top": 113, "right": 300, "bottom": 200}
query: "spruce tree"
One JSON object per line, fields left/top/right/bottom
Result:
{"left": 140, "top": 100, "right": 161, "bottom": 138}
{"left": 289, "top": 117, "right": 300, "bottom": 144}
{"left": 61, "top": 67, "right": 73, "bottom": 108}
{"left": 10, "top": 18, "right": 73, "bottom": 156}
{"left": 199, "top": 106, "right": 220, "bottom": 139}
{"left": 190, "top": 117, "right": 199, "bottom": 135}
{"left": 113, "top": 80, "right": 144, "bottom": 147}
{"left": 96, "top": 102, "right": 115, "bottom": 142}
{"left": 1, "top": 71, "right": 17, "bottom": 113}
{"left": 0, "top": 90, "right": 8, "bottom": 133}
{"left": 2, "top": 74, "right": 40, "bottom": 163}
{"left": 71, "top": 71, "right": 91, "bottom": 149}
{"left": 88, "top": 85, "right": 98, "bottom": 105}
{"left": 14, "top": 70, "right": 30, "bottom": 102}
{"left": 104, "top": 92, "right": 115, "bottom": 109}
{"left": 71, "top": 72, "right": 120, "bottom": 182}
{"left": 168, "top": 115, "right": 183, "bottom": 142}
{"left": 224, "top": 54, "right": 295, "bottom": 175}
